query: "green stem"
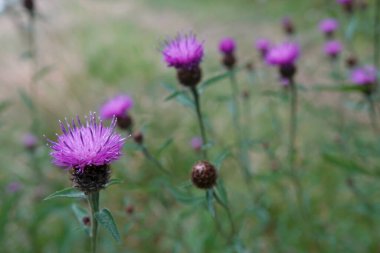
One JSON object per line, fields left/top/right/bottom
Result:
{"left": 88, "top": 192, "right": 100, "bottom": 253}
{"left": 367, "top": 95, "right": 378, "bottom": 133}
{"left": 229, "top": 73, "right": 252, "bottom": 183}
{"left": 141, "top": 145, "right": 170, "bottom": 175}
{"left": 374, "top": 0, "right": 380, "bottom": 71}
{"left": 212, "top": 188, "right": 236, "bottom": 239}
{"left": 288, "top": 80, "right": 297, "bottom": 170}
{"left": 190, "top": 87, "right": 208, "bottom": 160}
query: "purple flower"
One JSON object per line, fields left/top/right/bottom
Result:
{"left": 100, "top": 94, "right": 133, "bottom": 120}
{"left": 49, "top": 113, "right": 125, "bottom": 172}
{"left": 162, "top": 33, "right": 204, "bottom": 69}
{"left": 219, "top": 37, "right": 236, "bottom": 54}
{"left": 6, "top": 182, "right": 22, "bottom": 193}
{"left": 22, "top": 133, "right": 38, "bottom": 150}
{"left": 319, "top": 18, "right": 339, "bottom": 35}
{"left": 266, "top": 42, "right": 300, "bottom": 67}
{"left": 190, "top": 137, "right": 203, "bottom": 152}
{"left": 255, "top": 38, "right": 271, "bottom": 57}
{"left": 350, "top": 65, "right": 377, "bottom": 85}
{"left": 337, "top": 0, "right": 353, "bottom": 5}
{"left": 324, "top": 40, "right": 343, "bottom": 58}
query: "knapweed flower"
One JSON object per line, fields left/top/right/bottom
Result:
{"left": 350, "top": 65, "right": 377, "bottom": 86}
{"left": 22, "top": 133, "right": 38, "bottom": 151}
{"left": 255, "top": 38, "right": 271, "bottom": 58}
{"left": 324, "top": 40, "right": 342, "bottom": 59}
{"left": 219, "top": 37, "right": 236, "bottom": 54}
{"left": 100, "top": 94, "right": 134, "bottom": 130}
{"left": 319, "top": 18, "right": 339, "bottom": 38}
{"left": 190, "top": 136, "right": 203, "bottom": 152}
{"left": 162, "top": 33, "right": 204, "bottom": 87}
{"left": 49, "top": 113, "right": 125, "bottom": 193}
{"left": 282, "top": 17, "right": 295, "bottom": 35}
{"left": 191, "top": 161, "right": 217, "bottom": 189}
{"left": 266, "top": 42, "right": 300, "bottom": 81}
{"left": 219, "top": 37, "right": 237, "bottom": 69}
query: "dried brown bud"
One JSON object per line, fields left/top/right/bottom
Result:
{"left": 82, "top": 216, "right": 91, "bottom": 226}
{"left": 117, "top": 114, "right": 133, "bottom": 131}
{"left": 191, "top": 161, "right": 217, "bottom": 189}
{"left": 71, "top": 165, "right": 111, "bottom": 194}
{"left": 177, "top": 66, "right": 202, "bottom": 87}
{"left": 133, "top": 132, "right": 144, "bottom": 144}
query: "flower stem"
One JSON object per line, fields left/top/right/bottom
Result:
{"left": 288, "top": 80, "right": 298, "bottom": 171}
{"left": 374, "top": 0, "right": 380, "bottom": 70}
{"left": 190, "top": 87, "right": 208, "bottom": 160}
{"left": 367, "top": 95, "right": 378, "bottom": 133}
{"left": 212, "top": 188, "right": 236, "bottom": 238}
{"left": 88, "top": 192, "right": 100, "bottom": 253}
{"left": 229, "top": 72, "right": 252, "bottom": 184}
{"left": 140, "top": 145, "right": 170, "bottom": 175}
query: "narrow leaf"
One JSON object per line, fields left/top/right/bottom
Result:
{"left": 105, "top": 179, "right": 124, "bottom": 188}
{"left": 71, "top": 204, "right": 90, "bottom": 235}
{"left": 44, "top": 187, "right": 85, "bottom": 200}
{"left": 206, "top": 189, "right": 215, "bottom": 218}
{"left": 95, "top": 209, "right": 121, "bottom": 242}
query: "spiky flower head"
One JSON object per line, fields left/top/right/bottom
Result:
{"left": 266, "top": 42, "right": 300, "bottom": 67}
{"left": 100, "top": 94, "right": 133, "bottom": 120}
{"left": 162, "top": 33, "right": 204, "bottom": 69}
{"left": 350, "top": 65, "right": 377, "bottom": 86}
{"left": 319, "top": 18, "right": 339, "bottom": 36}
{"left": 324, "top": 40, "right": 343, "bottom": 58}
{"left": 219, "top": 37, "right": 236, "bottom": 54}
{"left": 49, "top": 113, "right": 125, "bottom": 172}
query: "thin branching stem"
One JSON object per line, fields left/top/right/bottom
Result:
{"left": 190, "top": 87, "right": 208, "bottom": 160}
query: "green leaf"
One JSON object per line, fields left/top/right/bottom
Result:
{"left": 164, "top": 90, "right": 187, "bottom": 101}
{"left": 322, "top": 153, "right": 370, "bottom": 175}
{"left": 198, "top": 71, "right": 232, "bottom": 91}
{"left": 215, "top": 180, "right": 228, "bottom": 207}
{"left": 105, "top": 179, "right": 124, "bottom": 188}
{"left": 206, "top": 189, "right": 215, "bottom": 218}
{"left": 157, "top": 137, "right": 173, "bottom": 156}
{"left": 95, "top": 209, "right": 121, "bottom": 242}
{"left": 161, "top": 82, "right": 194, "bottom": 109}
{"left": 71, "top": 204, "right": 90, "bottom": 235}
{"left": 44, "top": 187, "right": 85, "bottom": 200}
{"left": 213, "top": 149, "right": 230, "bottom": 170}
{"left": 313, "top": 84, "right": 366, "bottom": 93}
{"left": 167, "top": 186, "right": 203, "bottom": 205}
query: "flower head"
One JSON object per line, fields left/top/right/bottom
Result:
{"left": 191, "top": 161, "right": 217, "bottom": 189}
{"left": 190, "top": 137, "right": 203, "bottom": 152}
{"left": 337, "top": 0, "right": 353, "bottom": 5}
{"left": 255, "top": 38, "right": 271, "bottom": 57}
{"left": 319, "top": 18, "right": 339, "bottom": 35}
{"left": 162, "top": 33, "right": 204, "bottom": 69}
{"left": 100, "top": 94, "right": 133, "bottom": 120}
{"left": 22, "top": 133, "right": 38, "bottom": 150}
{"left": 324, "top": 40, "right": 343, "bottom": 58}
{"left": 266, "top": 42, "right": 300, "bottom": 67}
{"left": 49, "top": 113, "right": 125, "bottom": 172}
{"left": 350, "top": 65, "right": 377, "bottom": 86}
{"left": 219, "top": 37, "right": 236, "bottom": 54}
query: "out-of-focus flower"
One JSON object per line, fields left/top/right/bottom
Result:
{"left": 6, "top": 181, "right": 22, "bottom": 193}
{"left": 324, "top": 40, "right": 343, "bottom": 59}
{"left": 162, "top": 33, "right": 204, "bottom": 87}
{"left": 319, "top": 18, "right": 339, "bottom": 38}
{"left": 49, "top": 113, "right": 125, "bottom": 193}
{"left": 255, "top": 38, "right": 271, "bottom": 58}
{"left": 350, "top": 65, "right": 377, "bottom": 86}
{"left": 219, "top": 37, "right": 237, "bottom": 69}
{"left": 266, "top": 42, "right": 300, "bottom": 81}
{"left": 190, "top": 137, "right": 203, "bottom": 152}
{"left": 346, "top": 55, "right": 358, "bottom": 69}
{"left": 282, "top": 16, "right": 295, "bottom": 35}
{"left": 22, "top": 133, "right": 38, "bottom": 151}
{"left": 337, "top": 0, "right": 354, "bottom": 13}
{"left": 100, "top": 94, "right": 133, "bottom": 120}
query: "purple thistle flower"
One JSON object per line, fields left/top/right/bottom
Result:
{"left": 319, "top": 18, "right": 339, "bottom": 37}
{"left": 350, "top": 65, "right": 377, "bottom": 86}
{"left": 100, "top": 94, "right": 133, "bottom": 120}
{"left": 324, "top": 40, "right": 343, "bottom": 58}
{"left": 162, "top": 33, "right": 204, "bottom": 69}
{"left": 219, "top": 37, "right": 236, "bottom": 54}
{"left": 22, "top": 133, "right": 38, "bottom": 150}
{"left": 266, "top": 42, "right": 300, "bottom": 67}
{"left": 6, "top": 181, "right": 22, "bottom": 193}
{"left": 49, "top": 113, "right": 125, "bottom": 172}
{"left": 337, "top": 0, "right": 353, "bottom": 5}
{"left": 190, "top": 137, "right": 203, "bottom": 152}
{"left": 255, "top": 38, "right": 271, "bottom": 58}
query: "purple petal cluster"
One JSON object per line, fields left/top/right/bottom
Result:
{"left": 49, "top": 113, "right": 125, "bottom": 171}
{"left": 162, "top": 33, "right": 204, "bottom": 69}
{"left": 100, "top": 94, "right": 133, "bottom": 120}
{"left": 350, "top": 65, "right": 377, "bottom": 85}
{"left": 337, "top": 0, "right": 353, "bottom": 5}
{"left": 255, "top": 38, "right": 271, "bottom": 57}
{"left": 266, "top": 42, "right": 300, "bottom": 66}
{"left": 319, "top": 18, "right": 339, "bottom": 34}
{"left": 324, "top": 40, "right": 342, "bottom": 57}
{"left": 190, "top": 136, "right": 203, "bottom": 151}
{"left": 219, "top": 37, "right": 236, "bottom": 54}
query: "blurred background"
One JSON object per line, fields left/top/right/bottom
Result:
{"left": 1, "top": 0, "right": 380, "bottom": 252}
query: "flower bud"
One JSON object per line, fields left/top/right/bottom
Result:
{"left": 71, "top": 165, "right": 111, "bottom": 194}
{"left": 133, "top": 132, "right": 144, "bottom": 145}
{"left": 191, "top": 161, "right": 217, "bottom": 189}
{"left": 177, "top": 66, "right": 202, "bottom": 87}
